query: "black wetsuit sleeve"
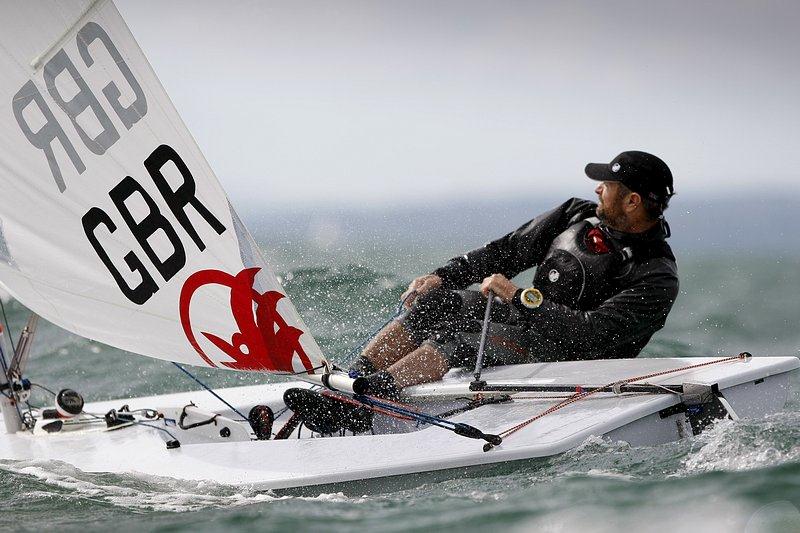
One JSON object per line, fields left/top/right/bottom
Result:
{"left": 433, "top": 198, "right": 597, "bottom": 290}
{"left": 512, "top": 261, "right": 679, "bottom": 359}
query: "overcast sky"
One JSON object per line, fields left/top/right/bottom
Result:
{"left": 116, "top": 0, "right": 800, "bottom": 210}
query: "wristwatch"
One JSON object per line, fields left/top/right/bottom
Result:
{"left": 519, "top": 287, "right": 544, "bottom": 309}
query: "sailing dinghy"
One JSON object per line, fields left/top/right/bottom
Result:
{"left": 0, "top": 0, "right": 797, "bottom": 491}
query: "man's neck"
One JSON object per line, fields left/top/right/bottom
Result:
{"left": 606, "top": 217, "right": 659, "bottom": 235}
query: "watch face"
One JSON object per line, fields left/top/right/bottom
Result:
{"left": 521, "top": 288, "right": 542, "bottom": 309}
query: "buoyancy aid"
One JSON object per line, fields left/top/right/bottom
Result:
{"left": 533, "top": 217, "right": 641, "bottom": 311}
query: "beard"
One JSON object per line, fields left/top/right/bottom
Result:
{"left": 596, "top": 200, "right": 624, "bottom": 229}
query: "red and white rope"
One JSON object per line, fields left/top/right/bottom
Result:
{"left": 493, "top": 353, "right": 749, "bottom": 443}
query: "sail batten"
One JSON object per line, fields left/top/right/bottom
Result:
{"left": 0, "top": 1, "right": 328, "bottom": 374}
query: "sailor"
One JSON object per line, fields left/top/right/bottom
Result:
{"left": 350, "top": 150, "right": 679, "bottom": 399}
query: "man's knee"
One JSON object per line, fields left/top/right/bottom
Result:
{"left": 403, "top": 288, "right": 463, "bottom": 332}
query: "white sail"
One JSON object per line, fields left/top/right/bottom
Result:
{"left": 0, "top": 0, "right": 328, "bottom": 374}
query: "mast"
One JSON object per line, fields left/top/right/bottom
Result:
{"left": 8, "top": 314, "right": 39, "bottom": 380}
{"left": 0, "top": 326, "right": 23, "bottom": 433}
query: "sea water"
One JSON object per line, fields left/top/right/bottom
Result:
{"left": 1, "top": 198, "right": 799, "bottom": 532}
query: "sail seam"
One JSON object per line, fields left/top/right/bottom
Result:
{"left": 30, "top": 0, "right": 108, "bottom": 71}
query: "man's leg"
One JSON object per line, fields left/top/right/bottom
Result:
{"left": 350, "top": 287, "right": 464, "bottom": 375}
{"left": 356, "top": 288, "right": 517, "bottom": 397}
{"left": 386, "top": 342, "right": 449, "bottom": 388}
{"left": 353, "top": 320, "right": 418, "bottom": 374}
{"left": 365, "top": 322, "right": 532, "bottom": 398}
{"left": 363, "top": 342, "right": 449, "bottom": 399}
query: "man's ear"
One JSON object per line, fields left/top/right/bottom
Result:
{"left": 626, "top": 192, "right": 642, "bottom": 213}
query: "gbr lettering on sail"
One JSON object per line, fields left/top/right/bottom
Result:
{"left": 11, "top": 21, "right": 225, "bottom": 306}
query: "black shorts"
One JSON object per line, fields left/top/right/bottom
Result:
{"left": 398, "top": 288, "right": 534, "bottom": 369}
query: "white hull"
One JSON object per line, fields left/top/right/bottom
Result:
{"left": 1, "top": 357, "right": 797, "bottom": 491}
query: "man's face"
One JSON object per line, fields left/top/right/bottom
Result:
{"left": 595, "top": 181, "right": 627, "bottom": 227}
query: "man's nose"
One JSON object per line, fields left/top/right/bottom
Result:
{"left": 595, "top": 183, "right": 603, "bottom": 195}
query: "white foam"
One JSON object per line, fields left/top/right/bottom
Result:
{"left": 568, "top": 434, "right": 629, "bottom": 455}
{"left": 3, "top": 459, "right": 284, "bottom": 512}
{"left": 559, "top": 434, "right": 634, "bottom": 465}
{"left": 682, "top": 414, "right": 800, "bottom": 474}
{"left": 299, "top": 491, "right": 367, "bottom": 504}
{"left": 582, "top": 469, "right": 635, "bottom": 481}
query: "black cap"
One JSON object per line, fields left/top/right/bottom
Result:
{"left": 585, "top": 151, "right": 675, "bottom": 206}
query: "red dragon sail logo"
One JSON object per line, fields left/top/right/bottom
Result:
{"left": 179, "top": 267, "right": 314, "bottom": 373}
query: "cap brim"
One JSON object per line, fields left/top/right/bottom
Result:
{"left": 584, "top": 162, "right": 622, "bottom": 183}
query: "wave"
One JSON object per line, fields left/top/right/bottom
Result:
{"left": 682, "top": 412, "right": 800, "bottom": 474}
{"left": 0, "top": 459, "right": 281, "bottom": 513}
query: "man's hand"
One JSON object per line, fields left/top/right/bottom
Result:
{"left": 401, "top": 274, "right": 443, "bottom": 308}
{"left": 480, "top": 274, "right": 519, "bottom": 303}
